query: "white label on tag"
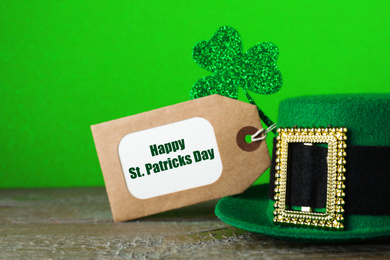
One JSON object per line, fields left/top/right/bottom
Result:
{"left": 118, "top": 117, "right": 223, "bottom": 199}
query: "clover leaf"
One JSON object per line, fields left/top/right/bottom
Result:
{"left": 190, "top": 26, "right": 282, "bottom": 127}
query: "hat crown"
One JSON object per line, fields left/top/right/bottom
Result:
{"left": 277, "top": 94, "right": 390, "bottom": 146}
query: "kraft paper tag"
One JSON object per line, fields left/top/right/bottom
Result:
{"left": 91, "top": 94, "right": 270, "bottom": 222}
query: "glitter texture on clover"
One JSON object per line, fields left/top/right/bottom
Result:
{"left": 190, "top": 26, "right": 282, "bottom": 127}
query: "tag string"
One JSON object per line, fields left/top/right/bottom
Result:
{"left": 242, "top": 89, "right": 276, "bottom": 134}
{"left": 251, "top": 123, "right": 277, "bottom": 142}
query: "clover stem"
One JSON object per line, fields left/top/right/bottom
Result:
{"left": 242, "top": 88, "right": 276, "bottom": 134}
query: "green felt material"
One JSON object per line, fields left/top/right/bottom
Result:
{"left": 216, "top": 93, "right": 390, "bottom": 243}
{"left": 216, "top": 185, "right": 390, "bottom": 243}
{"left": 278, "top": 94, "right": 390, "bottom": 146}
{"left": 1, "top": 1, "right": 390, "bottom": 189}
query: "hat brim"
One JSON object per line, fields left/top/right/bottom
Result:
{"left": 215, "top": 184, "right": 390, "bottom": 243}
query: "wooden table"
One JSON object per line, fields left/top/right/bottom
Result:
{"left": 1, "top": 187, "right": 390, "bottom": 259}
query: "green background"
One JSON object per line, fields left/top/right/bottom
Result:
{"left": 1, "top": 1, "right": 389, "bottom": 188}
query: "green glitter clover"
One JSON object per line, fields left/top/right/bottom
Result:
{"left": 190, "top": 26, "right": 282, "bottom": 127}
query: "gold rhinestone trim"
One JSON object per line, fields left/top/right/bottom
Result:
{"left": 273, "top": 127, "right": 347, "bottom": 230}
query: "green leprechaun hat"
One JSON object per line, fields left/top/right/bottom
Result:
{"left": 215, "top": 93, "right": 390, "bottom": 243}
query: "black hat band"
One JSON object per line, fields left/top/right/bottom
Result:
{"left": 269, "top": 139, "right": 390, "bottom": 215}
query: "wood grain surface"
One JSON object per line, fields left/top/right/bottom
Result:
{"left": 1, "top": 187, "right": 390, "bottom": 259}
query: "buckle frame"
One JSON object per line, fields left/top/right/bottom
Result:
{"left": 273, "top": 127, "right": 347, "bottom": 230}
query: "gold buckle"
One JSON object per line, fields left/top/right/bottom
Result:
{"left": 273, "top": 127, "right": 347, "bottom": 230}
